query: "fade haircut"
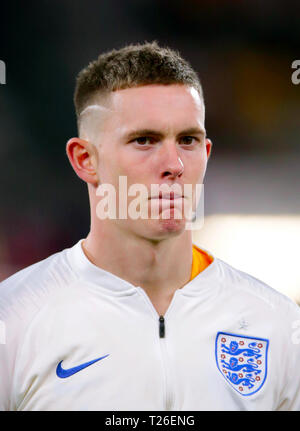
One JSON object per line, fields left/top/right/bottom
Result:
{"left": 74, "top": 41, "right": 204, "bottom": 133}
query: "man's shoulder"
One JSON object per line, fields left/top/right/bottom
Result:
{"left": 214, "top": 256, "right": 300, "bottom": 316}
{"left": 0, "top": 243, "right": 78, "bottom": 321}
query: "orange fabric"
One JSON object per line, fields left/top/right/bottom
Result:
{"left": 190, "top": 245, "right": 213, "bottom": 280}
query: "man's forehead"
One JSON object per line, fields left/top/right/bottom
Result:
{"left": 79, "top": 84, "right": 205, "bottom": 139}
{"left": 111, "top": 85, "right": 205, "bottom": 133}
{"left": 82, "top": 84, "right": 203, "bottom": 113}
{"left": 111, "top": 84, "right": 203, "bottom": 110}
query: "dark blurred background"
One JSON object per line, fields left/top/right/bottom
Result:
{"left": 0, "top": 0, "right": 299, "bottom": 301}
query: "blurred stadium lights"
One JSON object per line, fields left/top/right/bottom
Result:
{"left": 193, "top": 214, "right": 300, "bottom": 305}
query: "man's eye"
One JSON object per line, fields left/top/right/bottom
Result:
{"left": 180, "top": 136, "right": 197, "bottom": 145}
{"left": 133, "top": 137, "right": 155, "bottom": 146}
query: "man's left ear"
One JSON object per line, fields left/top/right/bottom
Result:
{"left": 66, "top": 137, "right": 98, "bottom": 185}
{"left": 205, "top": 138, "right": 213, "bottom": 160}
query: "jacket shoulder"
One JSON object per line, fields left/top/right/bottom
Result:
{"left": 0, "top": 246, "right": 77, "bottom": 321}
{"left": 216, "top": 257, "right": 300, "bottom": 316}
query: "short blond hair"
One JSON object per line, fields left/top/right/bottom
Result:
{"left": 74, "top": 41, "right": 204, "bottom": 131}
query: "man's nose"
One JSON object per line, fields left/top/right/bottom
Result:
{"left": 159, "top": 141, "right": 184, "bottom": 179}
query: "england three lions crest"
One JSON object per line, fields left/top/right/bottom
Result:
{"left": 215, "top": 332, "right": 269, "bottom": 396}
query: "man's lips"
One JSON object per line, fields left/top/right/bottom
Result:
{"left": 149, "top": 192, "right": 184, "bottom": 200}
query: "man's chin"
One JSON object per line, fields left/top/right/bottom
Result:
{"left": 115, "top": 211, "right": 188, "bottom": 241}
{"left": 144, "top": 215, "right": 187, "bottom": 240}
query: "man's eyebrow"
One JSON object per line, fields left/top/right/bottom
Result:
{"left": 177, "top": 127, "right": 206, "bottom": 137}
{"left": 125, "top": 129, "right": 163, "bottom": 140}
{"left": 124, "top": 127, "right": 206, "bottom": 140}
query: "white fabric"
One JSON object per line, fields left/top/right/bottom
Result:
{"left": 0, "top": 239, "right": 299, "bottom": 411}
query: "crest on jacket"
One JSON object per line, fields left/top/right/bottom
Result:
{"left": 215, "top": 332, "right": 269, "bottom": 396}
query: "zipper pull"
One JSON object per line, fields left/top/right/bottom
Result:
{"left": 159, "top": 315, "right": 165, "bottom": 338}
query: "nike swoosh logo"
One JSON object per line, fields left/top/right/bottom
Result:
{"left": 56, "top": 354, "right": 109, "bottom": 378}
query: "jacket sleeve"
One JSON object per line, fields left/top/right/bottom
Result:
{"left": 276, "top": 301, "right": 300, "bottom": 411}
{"left": 0, "top": 316, "right": 13, "bottom": 411}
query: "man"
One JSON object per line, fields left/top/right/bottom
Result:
{"left": 0, "top": 42, "right": 299, "bottom": 411}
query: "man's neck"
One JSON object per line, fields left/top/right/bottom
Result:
{"left": 82, "top": 227, "right": 193, "bottom": 315}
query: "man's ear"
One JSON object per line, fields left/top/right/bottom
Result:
{"left": 205, "top": 138, "right": 213, "bottom": 160}
{"left": 66, "top": 137, "right": 98, "bottom": 185}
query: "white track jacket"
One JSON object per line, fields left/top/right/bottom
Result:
{"left": 0, "top": 239, "right": 299, "bottom": 411}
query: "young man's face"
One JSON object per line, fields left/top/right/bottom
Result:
{"left": 89, "top": 84, "right": 212, "bottom": 240}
